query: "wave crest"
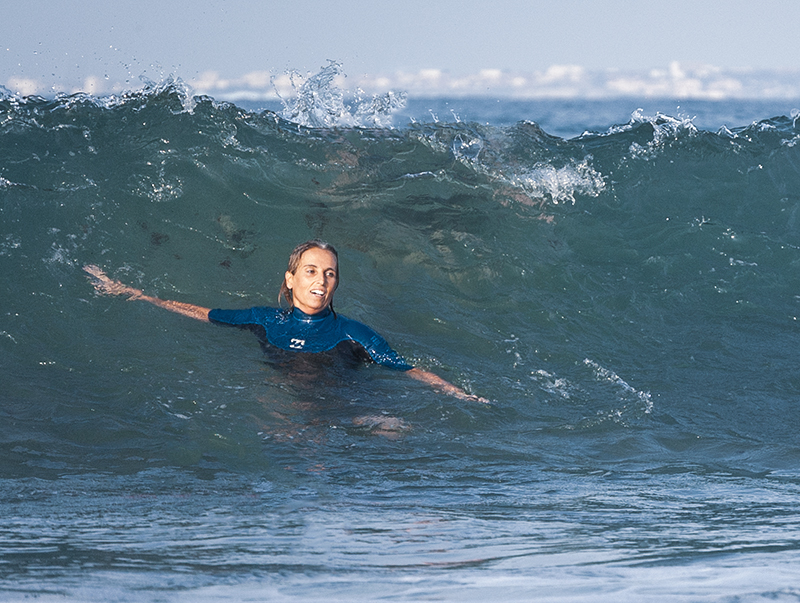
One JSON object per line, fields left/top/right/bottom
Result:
{"left": 276, "top": 60, "right": 407, "bottom": 128}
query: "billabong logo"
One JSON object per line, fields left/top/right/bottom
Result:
{"left": 289, "top": 338, "right": 306, "bottom": 350}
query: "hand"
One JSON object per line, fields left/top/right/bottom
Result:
{"left": 460, "top": 392, "right": 491, "bottom": 404}
{"left": 407, "top": 368, "right": 490, "bottom": 404}
{"left": 83, "top": 265, "right": 210, "bottom": 321}
{"left": 447, "top": 387, "right": 490, "bottom": 404}
{"left": 83, "top": 264, "right": 143, "bottom": 300}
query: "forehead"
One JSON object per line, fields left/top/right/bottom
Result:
{"left": 299, "top": 247, "right": 338, "bottom": 270}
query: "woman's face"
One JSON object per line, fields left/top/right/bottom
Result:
{"left": 285, "top": 247, "right": 338, "bottom": 315}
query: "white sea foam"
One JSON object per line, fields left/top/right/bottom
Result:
{"left": 513, "top": 158, "right": 606, "bottom": 205}
{"left": 584, "top": 358, "right": 653, "bottom": 414}
{"left": 276, "top": 60, "right": 407, "bottom": 128}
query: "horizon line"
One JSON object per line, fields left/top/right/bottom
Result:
{"left": 5, "top": 62, "right": 800, "bottom": 101}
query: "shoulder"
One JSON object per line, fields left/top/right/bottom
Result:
{"left": 335, "top": 313, "right": 380, "bottom": 339}
{"left": 336, "top": 313, "right": 414, "bottom": 371}
{"left": 336, "top": 314, "right": 399, "bottom": 353}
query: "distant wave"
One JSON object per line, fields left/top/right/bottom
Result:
{"left": 5, "top": 60, "right": 800, "bottom": 101}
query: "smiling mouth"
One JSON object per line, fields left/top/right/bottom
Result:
{"left": 311, "top": 289, "right": 326, "bottom": 297}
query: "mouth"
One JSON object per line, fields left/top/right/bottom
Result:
{"left": 310, "top": 289, "right": 326, "bottom": 298}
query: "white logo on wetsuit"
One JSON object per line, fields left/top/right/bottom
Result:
{"left": 289, "top": 338, "right": 305, "bottom": 350}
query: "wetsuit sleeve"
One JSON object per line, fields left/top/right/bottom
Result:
{"left": 208, "top": 307, "right": 272, "bottom": 326}
{"left": 344, "top": 319, "right": 414, "bottom": 371}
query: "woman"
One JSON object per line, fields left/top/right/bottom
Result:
{"left": 83, "top": 239, "right": 487, "bottom": 403}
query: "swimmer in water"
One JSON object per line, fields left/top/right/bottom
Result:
{"left": 83, "top": 239, "right": 487, "bottom": 404}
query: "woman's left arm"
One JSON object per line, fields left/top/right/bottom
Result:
{"left": 406, "top": 368, "right": 489, "bottom": 403}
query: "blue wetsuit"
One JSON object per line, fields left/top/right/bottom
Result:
{"left": 208, "top": 306, "right": 414, "bottom": 371}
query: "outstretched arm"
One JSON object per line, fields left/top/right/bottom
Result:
{"left": 83, "top": 264, "right": 211, "bottom": 322}
{"left": 406, "top": 367, "right": 489, "bottom": 403}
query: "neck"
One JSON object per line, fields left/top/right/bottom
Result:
{"left": 291, "top": 305, "right": 332, "bottom": 320}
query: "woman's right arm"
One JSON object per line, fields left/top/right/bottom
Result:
{"left": 83, "top": 264, "right": 211, "bottom": 322}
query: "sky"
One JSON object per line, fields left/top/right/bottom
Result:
{"left": 3, "top": 0, "right": 800, "bottom": 96}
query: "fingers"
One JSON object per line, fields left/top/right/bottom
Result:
{"left": 450, "top": 389, "right": 490, "bottom": 404}
{"left": 461, "top": 392, "right": 491, "bottom": 404}
{"left": 83, "top": 264, "right": 106, "bottom": 280}
{"left": 83, "top": 264, "right": 112, "bottom": 293}
{"left": 444, "top": 385, "right": 490, "bottom": 404}
{"left": 82, "top": 264, "right": 136, "bottom": 298}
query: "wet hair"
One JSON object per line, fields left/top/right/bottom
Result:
{"left": 279, "top": 239, "right": 339, "bottom": 313}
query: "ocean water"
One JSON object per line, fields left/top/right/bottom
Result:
{"left": 3, "top": 74, "right": 800, "bottom": 601}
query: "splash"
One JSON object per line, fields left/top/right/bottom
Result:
{"left": 511, "top": 158, "right": 606, "bottom": 205}
{"left": 276, "top": 61, "right": 406, "bottom": 128}
{"left": 99, "top": 76, "right": 197, "bottom": 113}
{"left": 583, "top": 358, "right": 653, "bottom": 414}
{"left": 616, "top": 109, "right": 699, "bottom": 160}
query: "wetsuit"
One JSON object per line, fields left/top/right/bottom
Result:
{"left": 208, "top": 306, "right": 414, "bottom": 371}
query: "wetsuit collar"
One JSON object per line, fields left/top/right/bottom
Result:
{"left": 291, "top": 306, "right": 332, "bottom": 323}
